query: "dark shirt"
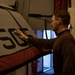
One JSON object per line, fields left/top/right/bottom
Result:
{"left": 28, "top": 29, "right": 75, "bottom": 75}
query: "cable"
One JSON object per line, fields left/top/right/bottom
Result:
{"left": 44, "top": 18, "right": 48, "bottom": 39}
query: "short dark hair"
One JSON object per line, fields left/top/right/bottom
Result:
{"left": 54, "top": 10, "right": 70, "bottom": 26}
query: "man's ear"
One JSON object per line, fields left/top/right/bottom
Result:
{"left": 57, "top": 18, "right": 62, "bottom": 25}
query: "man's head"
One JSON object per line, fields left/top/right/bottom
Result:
{"left": 51, "top": 10, "right": 71, "bottom": 32}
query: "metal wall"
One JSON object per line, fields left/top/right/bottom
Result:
{"left": 16, "top": 0, "right": 54, "bottom": 30}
